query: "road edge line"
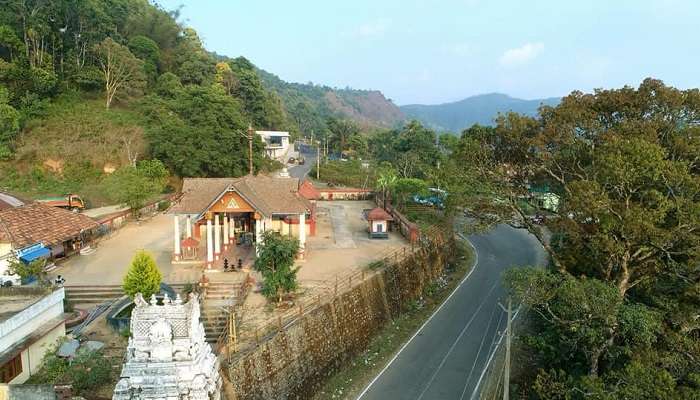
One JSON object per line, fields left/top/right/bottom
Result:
{"left": 355, "top": 233, "right": 480, "bottom": 400}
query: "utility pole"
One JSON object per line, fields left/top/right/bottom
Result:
{"left": 247, "top": 123, "right": 254, "bottom": 175}
{"left": 499, "top": 298, "right": 513, "bottom": 400}
{"left": 315, "top": 132, "right": 320, "bottom": 180}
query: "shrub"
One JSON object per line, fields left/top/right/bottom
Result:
{"left": 123, "top": 250, "right": 162, "bottom": 299}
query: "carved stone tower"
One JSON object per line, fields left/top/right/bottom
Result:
{"left": 113, "top": 293, "right": 221, "bottom": 400}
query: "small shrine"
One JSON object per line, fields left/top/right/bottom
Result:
{"left": 113, "top": 293, "right": 221, "bottom": 400}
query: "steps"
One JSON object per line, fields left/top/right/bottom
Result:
{"left": 64, "top": 285, "right": 124, "bottom": 309}
{"left": 64, "top": 283, "right": 188, "bottom": 309}
{"left": 200, "top": 282, "right": 245, "bottom": 343}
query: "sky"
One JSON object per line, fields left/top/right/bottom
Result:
{"left": 158, "top": 0, "right": 700, "bottom": 105}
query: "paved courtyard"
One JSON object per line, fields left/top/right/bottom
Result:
{"left": 51, "top": 201, "right": 407, "bottom": 290}
{"left": 50, "top": 213, "right": 201, "bottom": 286}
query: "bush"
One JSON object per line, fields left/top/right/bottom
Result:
{"left": 157, "top": 199, "right": 171, "bottom": 211}
{"left": 28, "top": 344, "right": 112, "bottom": 396}
{"left": 123, "top": 250, "right": 162, "bottom": 299}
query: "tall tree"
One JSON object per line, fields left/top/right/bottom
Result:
{"left": 94, "top": 37, "right": 145, "bottom": 109}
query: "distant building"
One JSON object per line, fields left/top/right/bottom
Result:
{"left": 0, "top": 193, "right": 100, "bottom": 285}
{"left": 0, "top": 287, "right": 66, "bottom": 384}
{"left": 256, "top": 130, "right": 290, "bottom": 160}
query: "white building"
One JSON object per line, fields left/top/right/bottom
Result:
{"left": 255, "top": 130, "right": 291, "bottom": 160}
{"left": 0, "top": 287, "right": 66, "bottom": 384}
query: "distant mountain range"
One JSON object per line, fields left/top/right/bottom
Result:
{"left": 400, "top": 93, "right": 561, "bottom": 132}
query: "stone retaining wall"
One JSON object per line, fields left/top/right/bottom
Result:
{"left": 226, "top": 231, "right": 455, "bottom": 399}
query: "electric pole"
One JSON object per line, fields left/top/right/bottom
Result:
{"left": 500, "top": 298, "right": 512, "bottom": 400}
{"left": 247, "top": 123, "right": 254, "bottom": 175}
{"left": 313, "top": 130, "right": 320, "bottom": 180}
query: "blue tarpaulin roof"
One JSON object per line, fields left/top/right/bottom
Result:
{"left": 19, "top": 246, "right": 50, "bottom": 263}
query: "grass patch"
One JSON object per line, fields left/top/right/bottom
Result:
{"left": 310, "top": 160, "right": 376, "bottom": 188}
{"left": 311, "top": 240, "right": 475, "bottom": 400}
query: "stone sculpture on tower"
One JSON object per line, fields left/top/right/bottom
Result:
{"left": 113, "top": 292, "right": 221, "bottom": 400}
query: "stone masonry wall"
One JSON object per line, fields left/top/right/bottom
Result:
{"left": 227, "top": 232, "right": 455, "bottom": 400}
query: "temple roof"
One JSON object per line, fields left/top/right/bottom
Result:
{"left": 171, "top": 175, "right": 311, "bottom": 217}
{"left": 367, "top": 207, "right": 394, "bottom": 221}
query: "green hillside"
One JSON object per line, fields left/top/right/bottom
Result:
{"left": 0, "top": 0, "right": 403, "bottom": 202}
{"left": 401, "top": 93, "right": 560, "bottom": 132}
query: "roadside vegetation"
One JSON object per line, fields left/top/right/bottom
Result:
{"left": 444, "top": 79, "right": 700, "bottom": 399}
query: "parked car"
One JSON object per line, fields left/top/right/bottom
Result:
{"left": 288, "top": 157, "right": 296, "bottom": 164}
{"left": 297, "top": 157, "right": 305, "bottom": 165}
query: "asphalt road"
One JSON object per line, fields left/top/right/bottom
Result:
{"left": 288, "top": 143, "right": 317, "bottom": 180}
{"left": 357, "top": 224, "right": 546, "bottom": 400}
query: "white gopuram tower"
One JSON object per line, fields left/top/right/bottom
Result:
{"left": 113, "top": 293, "right": 221, "bottom": 400}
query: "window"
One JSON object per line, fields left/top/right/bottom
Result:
{"left": 1, "top": 354, "right": 22, "bottom": 383}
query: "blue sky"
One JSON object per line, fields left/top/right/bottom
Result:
{"left": 158, "top": 0, "right": 700, "bottom": 105}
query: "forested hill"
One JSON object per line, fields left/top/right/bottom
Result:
{"left": 0, "top": 0, "right": 404, "bottom": 202}
{"left": 257, "top": 68, "right": 405, "bottom": 134}
{"left": 401, "top": 93, "right": 560, "bottom": 132}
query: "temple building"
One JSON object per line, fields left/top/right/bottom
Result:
{"left": 170, "top": 175, "right": 315, "bottom": 267}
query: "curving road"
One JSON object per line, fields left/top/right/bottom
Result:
{"left": 356, "top": 224, "right": 546, "bottom": 400}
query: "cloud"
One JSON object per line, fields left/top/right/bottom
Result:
{"left": 350, "top": 18, "right": 392, "bottom": 39}
{"left": 499, "top": 42, "right": 544, "bottom": 67}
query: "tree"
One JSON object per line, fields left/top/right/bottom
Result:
{"left": 7, "top": 258, "right": 45, "bottom": 285}
{"left": 123, "top": 250, "right": 162, "bottom": 299}
{"left": 106, "top": 159, "right": 168, "bottom": 213}
{"left": 505, "top": 268, "right": 661, "bottom": 377}
{"left": 327, "top": 117, "right": 359, "bottom": 155}
{"left": 448, "top": 79, "right": 700, "bottom": 398}
{"left": 376, "top": 170, "right": 398, "bottom": 208}
{"left": 214, "top": 61, "right": 237, "bottom": 95}
{"left": 94, "top": 37, "right": 146, "bottom": 109}
{"left": 393, "top": 177, "right": 428, "bottom": 209}
{"left": 254, "top": 231, "right": 299, "bottom": 303}
{"left": 0, "top": 86, "right": 20, "bottom": 159}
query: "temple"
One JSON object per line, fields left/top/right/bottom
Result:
{"left": 113, "top": 293, "right": 221, "bottom": 400}
{"left": 170, "top": 175, "right": 315, "bottom": 267}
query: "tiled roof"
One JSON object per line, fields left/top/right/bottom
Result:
{"left": 171, "top": 175, "right": 311, "bottom": 217}
{"left": 0, "top": 203, "right": 100, "bottom": 248}
{"left": 367, "top": 207, "right": 393, "bottom": 221}
{"left": 298, "top": 180, "right": 321, "bottom": 200}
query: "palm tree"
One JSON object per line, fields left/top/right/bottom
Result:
{"left": 376, "top": 171, "right": 397, "bottom": 209}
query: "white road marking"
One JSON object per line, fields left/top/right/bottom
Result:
{"left": 355, "top": 234, "right": 480, "bottom": 400}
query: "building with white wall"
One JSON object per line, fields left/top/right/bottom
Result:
{"left": 0, "top": 287, "right": 66, "bottom": 384}
{"left": 255, "top": 131, "right": 291, "bottom": 160}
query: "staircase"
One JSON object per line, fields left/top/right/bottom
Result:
{"left": 200, "top": 282, "right": 246, "bottom": 343}
{"left": 64, "top": 284, "right": 187, "bottom": 310}
{"left": 64, "top": 285, "right": 124, "bottom": 309}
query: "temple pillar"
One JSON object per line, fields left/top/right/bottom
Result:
{"left": 214, "top": 213, "right": 221, "bottom": 260}
{"left": 206, "top": 218, "right": 213, "bottom": 267}
{"left": 186, "top": 215, "right": 192, "bottom": 238}
{"left": 223, "top": 214, "right": 229, "bottom": 250}
{"left": 173, "top": 215, "right": 181, "bottom": 260}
